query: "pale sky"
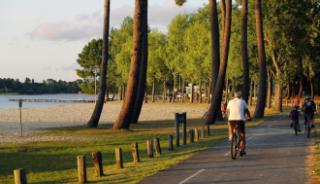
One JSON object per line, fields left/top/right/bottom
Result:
{"left": 0, "top": 0, "right": 208, "bottom": 82}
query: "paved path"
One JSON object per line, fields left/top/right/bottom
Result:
{"left": 141, "top": 115, "right": 311, "bottom": 184}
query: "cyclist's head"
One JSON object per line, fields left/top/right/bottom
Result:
{"left": 234, "top": 91, "right": 242, "bottom": 98}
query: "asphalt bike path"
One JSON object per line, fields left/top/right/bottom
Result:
{"left": 140, "top": 114, "right": 311, "bottom": 184}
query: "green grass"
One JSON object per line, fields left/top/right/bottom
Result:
{"left": 311, "top": 115, "right": 320, "bottom": 182}
{"left": 0, "top": 118, "right": 262, "bottom": 184}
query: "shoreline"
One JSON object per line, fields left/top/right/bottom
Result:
{"left": 0, "top": 101, "right": 209, "bottom": 133}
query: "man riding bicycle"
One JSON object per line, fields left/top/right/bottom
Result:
{"left": 302, "top": 96, "right": 316, "bottom": 129}
{"left": 227, "top": 91, "right": 251, "bottom": 156}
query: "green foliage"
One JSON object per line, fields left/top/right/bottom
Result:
{"left": 76, "top": 3, "right": 320, "bottom": 96}
{"left": 76, "top": 39, "right": 103, "bottom": 93}
{"left": 175, "top": 0, "right": 187, "bottom": 6}
{"left": 0, "top": 78, "right": 80, "bottom": 94}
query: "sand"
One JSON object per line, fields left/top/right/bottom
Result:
{"left": 0, "top": 102, "right": 209, "bottom": 142}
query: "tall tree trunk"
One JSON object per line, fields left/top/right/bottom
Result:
{"left": 206, "top": 0, "right": 221, "bottom": 124}
{"left": 190, "top": 82, "right": 194, "bottom": 103}
{"left": 286, "top": 82, "right": 291, "bottom": 99}
{"left": 182, "top": 79, "right": 185, "bottom": 102}
{"left": 298, "top": 77, "right": 303, "bottom": 97}
{"left": 87, "top": 0, "right": 110, "bottom": 128}
{"left": 113, "top": 0, "right": 145, "bottom": 130}
{"left": 310, "top": 77, "right": 314, "bottom": 98}
{"left": 241, "top": 0, "right": 250, "bottom": 103}
{"left": 163, "top": 80, "right": 166, "bottom": 102}
{"left": 225, "top": 79, "right": 229, "bottom": 104}
{"left": 131, "top": 0, "right": 148, "bottom": 124}
{"left": 206, "top": 0, "right": 232, "bottom": 124}
{"left": 119, "top": 86, "right": 123, "bottom": 100}
{"left": 267, "top": 71, "right": 273, "bottom": 109}
{"left": 253, "top": 0, "right": 267, "bottom": 118}
{"left": 152, "top": 78, "right": 155, "bottom": 102}
{"left": 275, "top": 72, "right": 283, "bottom": 112}
{"left": 199, "top": 81, "right": 203, "bottom": 103}
{"left": 220, "top": 0, "right": 226, "bottom": 35}
{"left": 249, "top": 80, "right": 254, "bottom": 106}
{"left": 172, "top": 74, "right": 176, "bottom": 103}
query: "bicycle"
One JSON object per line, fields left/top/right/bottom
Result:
{"left": 230, "top": 123, "right": 243, "bottom": 160}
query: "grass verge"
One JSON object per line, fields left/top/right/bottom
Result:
{"left": 0, "top": 117, "right": 262, "bottom": 184}
{"left": 310, "top": 114, "right": 320, "bottom": 183}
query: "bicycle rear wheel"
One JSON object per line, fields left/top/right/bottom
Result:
{"left": 294, "top": 122, "right": 298, "bottom": 136}
{"left": 306, "top": 117, "right": 311, "bottom": 138}
{"left": 231, "top": 133, "right": 238, "bottom": 160}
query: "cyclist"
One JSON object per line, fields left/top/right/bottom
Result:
{"left": 227, "top": 91, "right": 251, "bottom": 156}
{"left": 302, "top": 96, "right": 316, "bottom": 129}
{"left": 289, "top": 105, "right": 301, "bottom": 132}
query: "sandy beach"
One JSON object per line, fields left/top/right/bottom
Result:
{"left": 0, "top": 101, "right": 209, "bottom": 133}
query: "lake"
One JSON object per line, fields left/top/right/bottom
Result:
{"left": 0, "top": 94, "right": 96, "bottom": 109}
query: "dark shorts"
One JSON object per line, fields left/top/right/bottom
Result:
{"left": 305, "top": 113, "right": 314, "bottom": 121}
{"left": 229, "top": 120, "right": 245, "bottom": 134}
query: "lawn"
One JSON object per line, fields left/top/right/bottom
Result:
{"left": 311, "top": 114, "right": 320, "bottom": 183}
{"left": 0, "top": 117, "right": 232, "bottom": 184}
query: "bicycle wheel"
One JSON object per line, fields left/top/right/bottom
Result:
{"left": 231, "top": 133, "right": 238, "bottom": 160}
{"left": 306, "top": 116, "right": 311, "bottom": 138}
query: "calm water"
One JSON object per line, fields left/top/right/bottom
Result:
{"left": 0, "top": 94, "right": 96, "bottom": 109}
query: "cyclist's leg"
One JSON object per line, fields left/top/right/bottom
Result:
{"left": 297, "top": 120, "right": 301, "bottom": 131}
{"left": 228, "top": 121, "right": 235, "bottom": 141}
{"left": 304, "top": 114, "right": 308, "bottom": 129}
{"left": 311, "top": 114, "right": 315, "bottom": 128}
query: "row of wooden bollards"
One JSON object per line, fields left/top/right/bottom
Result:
{"left": 13, "top": 127, "right": 208, "bottom": 184}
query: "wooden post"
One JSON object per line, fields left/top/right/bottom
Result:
{"left": 194, "top": 128, "right": 199, "bottom": 142}
{"left": 154, "top": 138, "right": 162, "bottom": 156}
{"left": 77, "top": 155, "right": 87, "bottom": 183}
{"left": 115, "top": 148, "right": 124, "bottom": 169}
{"left": 168, "top": 135, "right": 174, "bottom": 151}
{"left": 182, "top": 118, "right": 187, "bottom": 145}
{"left": 201, "top": 126, "right": 206, "bottom": 139}
{"left": 92, "top": 151, "right": 104, "bottom": 177}
{"left": 147, "top": 140, "right": 154, "bottom": 158}
{"left": 132, "top": 143, "right": 140, "bottom": 163}
{"left": 13, "top": 168, "right": 27, "bottom": 184}
{"left": 175, "top": 113, "right": 180, "bottom": 147}
{"left": 189, "top": 129, "right": 194, "bottom": 144}
{"left": 18, "top": 99, "right": 23, "bottom": 137}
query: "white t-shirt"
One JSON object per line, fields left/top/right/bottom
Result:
{"left": 227, "top": 98, "right": 248, "bottom": 121}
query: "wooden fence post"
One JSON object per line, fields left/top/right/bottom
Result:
{"left": 207, "top": 124, "right": 211, "bottom": 136}
{"left": 201, "top": 126, "right": 206, "bottom": 139}
{"left": 154, "top": 138, "right": 162, "bottom": 156}
{"left": 194, "top": 128, "right": 199, "bottom": 142}
{"left": 115, "top": 148, "right": 124, "bottom": 169}
{"left": 13, "top": 168, "right": 27, "bottom": 184}
{"left": 77, "top": 155, "right": 87, "bottom": 183}
{"left": 92, "top": 151, "right": 104, "bottom": 177}
{"left": 168, "top": 135, "right": 174, "bottom": 151}
{"left": 132, "top": 143, "right": 140, "bottom": 163}
{"left": 147, "top": 140, "right": 154, "bottom": 158}
{"left": 189, "top": 129, "right": 194, "bottom": 144}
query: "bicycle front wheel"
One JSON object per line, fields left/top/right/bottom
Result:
{"left": 231, "top": 133, "right": 238, "bottom": 160}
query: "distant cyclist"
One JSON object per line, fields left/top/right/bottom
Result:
{"left": 302, "top": 96, "right": 316, "bottom": 129}
{"left": 289, "top": 105, "right": 301, "bottom": 132}
{"left": 227, "top": 91, "right": 251, "bottom": 156}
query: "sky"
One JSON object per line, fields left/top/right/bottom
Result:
{"left": 0, "top": 0, "right": 209, "bottom": 82}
